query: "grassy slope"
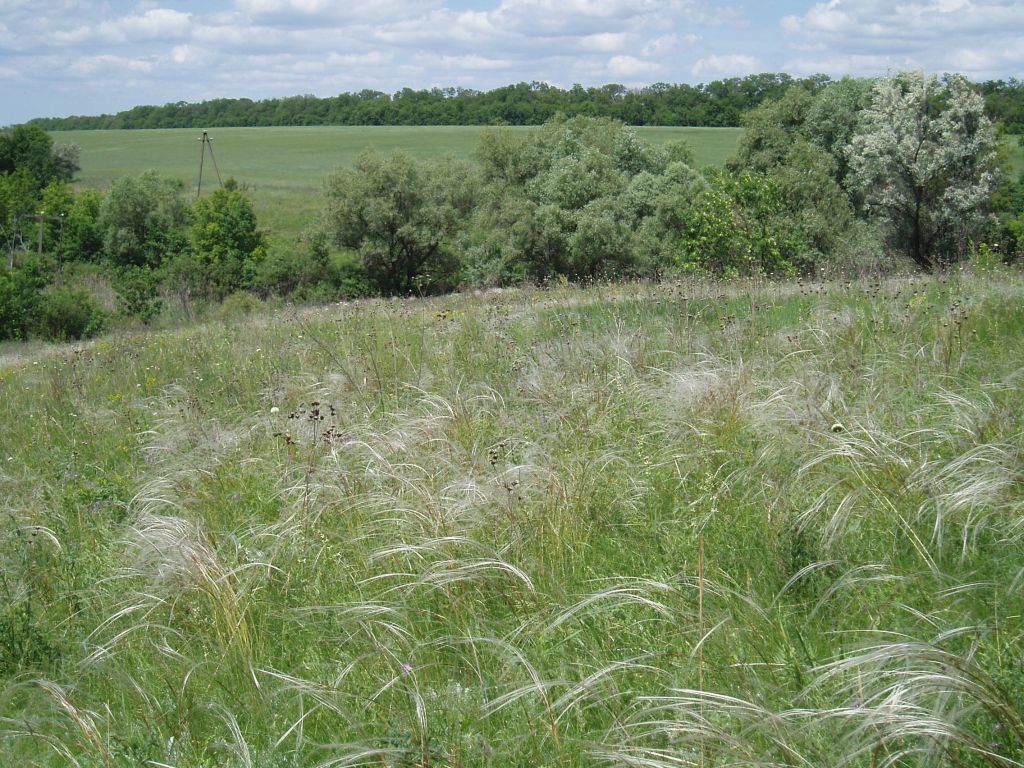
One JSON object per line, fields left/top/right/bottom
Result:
{"left": 2, "top": 271, "right": 1023, "bottom": 767}
{"left": 56, "top": 126, "right": 741, "bottom": 249}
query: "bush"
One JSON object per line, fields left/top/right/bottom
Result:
{"left": 217, "top": 290, "right": 263, "bottom": 321}
{"left": 0, "top": 264, "right": 46, "bottom": 340}
{"left": 191, "top": 180, "right": 267, "bottom": 299}
{"left": 328, "top": 250, "right": 373, "bottom": 300}
{"left": 323, "top": 151, "right": 476, "bottom": 295}
{"left": 112, "top": 265, "right": 162, "bottom": 323}
{"left": 98, "top": 172, "right": 190, "bottom": 269}
{"left": 36, "top": 286, "right": 106, "bottom": 340}
{"left": 673, "top": 170, "right": 809, "bottom": 277}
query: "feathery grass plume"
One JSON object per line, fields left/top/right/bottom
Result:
{"left": 810, "top": 629, "right": 1024, "bottom": 768}
{"left": 125, "top": 512, "right": 254, "bottom": 658}
{"left": 797, "top": 422, "right": 941, "bottom": 569}
{"left": 911, "top": 441, "right": 1022, "bottom": 555}
{"left": 0, "top": 680, "right": 112, "bottom": 767}
{"left": 597, "top": 687, "right": 818, "bottom": 768}
{"left": 2, "top": 270, "right": 1023, "bottom": 767}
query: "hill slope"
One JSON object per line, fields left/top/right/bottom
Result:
{"left": 2, "top": 272, "right": 1023, "bottom": 767}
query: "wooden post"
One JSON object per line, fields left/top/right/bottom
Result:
{"left": 197, "top": 132, "right": 207, "bottom": 198}
{"left": 196, "top": 130, "right": 223, "bottom": 198}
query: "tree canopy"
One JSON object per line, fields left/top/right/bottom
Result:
{"left": 849, "top": 72, "right": 999, "bottom": 269}
{"left": 28, "top": 74, "right": 826, "bottom": 130}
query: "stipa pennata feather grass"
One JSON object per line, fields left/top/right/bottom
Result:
{"left": 809, "top": 628, "right": 1024, "bottom": 768}
{"left": 2, "top": 273, "right": 1023, "bottom": 767}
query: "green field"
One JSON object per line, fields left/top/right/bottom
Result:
{"left": 55, "top": 126, "right": 743, "bottom": 248}
{"left": 2, "top": 272, "right": 1023, "bottom": 766}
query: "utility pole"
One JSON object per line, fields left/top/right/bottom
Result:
{"left": 196, "top": 130, "right": 223, "bottom": 198}
{"left": 27, "top": 211, "right": 67, "bottom": 258}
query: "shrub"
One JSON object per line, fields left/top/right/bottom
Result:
{"left": 112, "top": 265, "right": 162, "bottom": 323}
{"left": 323, "top": 151, "right": 477, "bottom": 295}
{"left": 36, "top": 286, "right": 106, "bottom": 340}
{"left": 191, "top": 180, "right": 267, "bottom": 299}
{"left": 217, "top": 290, "right": 263, "bottom": 320}
{"left": 0, "top": 264, "right": 46, "bottom": 340}
{"left": 673, "top": 170, "right": 809, "bottom": 276}
{"left": 98, "top": 172, "right": 190, "bottom": 269}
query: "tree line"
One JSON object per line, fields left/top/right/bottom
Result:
{"left": 29, "top": 74, "right": 830, "bottom": 130}
{"left": 25, "top": 74, "right": 1024, "bottom": 134}
{"left": 3, "top": 71, "right": 1023, "bottom": 343}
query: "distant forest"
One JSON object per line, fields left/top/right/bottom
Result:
{"left": 28, "top": 73, "right": 1024, "bottom": 132}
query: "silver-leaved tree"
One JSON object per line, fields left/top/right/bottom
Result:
{"left": 849, "top": 71, "right": 999, "bottom": 269}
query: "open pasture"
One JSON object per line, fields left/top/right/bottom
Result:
{"left": 2, "top": 271, "right": 1023, "bottom": 767}
{"left": 55, "top": 126, "right": 743, "bottom": 247}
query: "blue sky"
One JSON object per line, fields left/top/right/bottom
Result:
{"left": 1, "top": 0, "right": 1022, "bottom": 124}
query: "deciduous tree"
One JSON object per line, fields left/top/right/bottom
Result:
{"left": 849, "top": 72, "right": 999, "bottom": 269}
{"left": 323, "top": 151, "right": 476, "bottom": 295}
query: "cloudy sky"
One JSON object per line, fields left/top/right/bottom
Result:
{"left": 1, "top": 0, "right": 1022, "bottom": 124}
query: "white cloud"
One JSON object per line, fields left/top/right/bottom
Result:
{"left": 781, "top": 0, "right": 1024, "bottom": 77}
{"left": 642, "top": 33, "right": 680, "bottom": 57}
{"left": 580, "top": 32, "right": 632, "bottom": 52}
{"left": 782, "top": 53, "right": 915, "bottom": 76}
{"left": 234, "top": 0, "right": 443, "bottom": 24}
{"left": 69, "top": 54, "right": 154, "bottom": 77}
{"left": 607, "top": 54, "right": 661, "bottom": 78}
{"left": 169, "top": 44, "right": 214, "bottom": 66}
{"left": 56, "top": 9, "right": 192, "bottom": 46}
{"left": 691, "top": 53, "right": 760, "bottom": 79}
{"left": 326, "top": 51, "right": 394, "bottom": 67}
{"left": 102, "top": 9, "right": 192, "bottom": 42}
{"left": 421, "top": 53, "right": 518, "bottom": 72}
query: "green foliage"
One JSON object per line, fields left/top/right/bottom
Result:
{"left": 730, "top": 79, "right": 870, "bottom": 264}
{"left": 979, "top": 76, "right": 1024, "bottom": 135}
{"left": 0, "top": 263, "right": 46, "bottom": 340}
{"left": 112, "top": 265, "right": 162, "bottom": 322}
{"left": 98, "top": 171, "right": 190, "bottom": 269}
{"left": 849, "top": 72, "right": 1000, "bottom": 269}
{"left": 764, "top": 141, "right": 857, "bottom": 260}
{"left": 471, "top": 116, "right": 810, "bottom": 281}
{"left": 732, "top": 86, "right": 817, "bottom": 173}
{"left": 323, "top": 151, "right": 476, "bottom": 295}
{"left": 36, "top": 286, "right": 106, "bottom": 341}
{"left": 803, "top": 77, "right": 874, "bottom": 186}
{"left": 0, "top": 124, "right": 79, "bottom": 192}
{"left": 60, "top": 189, "right": 104, "bottom": 263}
{"left": 252, "top": 230, "right": 335, "bottom": 298}
{"left": 990, "top": 170, "right": 1024, "bottom": 261}
{"left": 674, "top": 169, "right": 808, "bottom": 275}
{"left": 216, "top": 290, "right": 263, "bottom": 320}
{"left": 0, "top": 169, "right": 36, "bottom": 262}
{"left": 30, "top": 73, "right": 827, "bottom": 130}
{"left": 190, "top": 180, "right": 267, "bottom": 300}
{"left": 472, "top": 116, "right": 693, "bottom": 281}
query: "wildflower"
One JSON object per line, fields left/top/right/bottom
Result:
{"left": 401, "top": 662, "right": 413, "bottom": 674}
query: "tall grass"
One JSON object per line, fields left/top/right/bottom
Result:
{"left": 1, "top": 269, "right": 1022, "bottom": 766}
